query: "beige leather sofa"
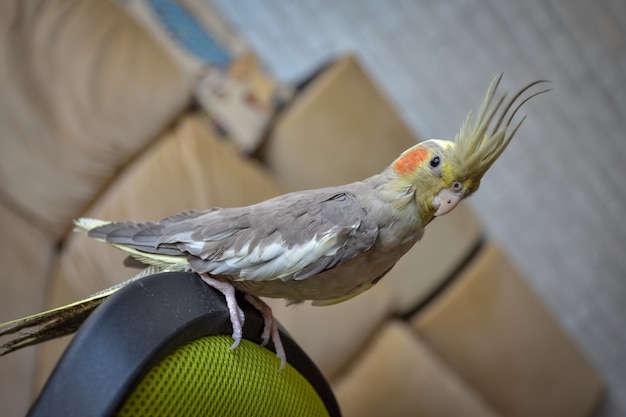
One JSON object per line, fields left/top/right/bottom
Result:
{"left": 0, "top": 1, "right": 603, "bottom": 416}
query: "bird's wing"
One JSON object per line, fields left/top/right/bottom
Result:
{"left": 85, "top": 210, "right": 213, "bottom": 254}
{"left": 157, "top": 190, "right": 379, "bottom": 282}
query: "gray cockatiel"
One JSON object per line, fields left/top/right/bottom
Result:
{"left": 0, "top": 75, "right": 549, "bottom": 367}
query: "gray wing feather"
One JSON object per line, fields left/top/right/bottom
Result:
{"left": 162, "top": 190, "right": 379, "bottom": 282}
{"left": 87, "top": 210, "right": 215, "bottom": 256}
{"left": 88, "top": 190, "right": 379, "bottom": 282}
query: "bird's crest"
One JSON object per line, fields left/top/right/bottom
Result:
{"left": 453, "top": 74, "right": 551, "bottom": 182}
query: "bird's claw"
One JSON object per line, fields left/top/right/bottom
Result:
{"left": 200, "top": 274, "right": 245, "bottom": 350}
{"left": 229, "top": 304, "right": 245, "bottom": 350}
{"left": 199, "top": 274, "right": 286, "bottom": 369}
{"left": 244, "top": 294, "right": 286, "bottom": 369}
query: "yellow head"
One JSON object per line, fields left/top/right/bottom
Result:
{"left": 391, "top": 74, "right": 550, "bottom": 223}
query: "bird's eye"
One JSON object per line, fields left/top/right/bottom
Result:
{"left": 452, "top": 181, "right": 463, "bottom": 192}
{"left": 429, "top": 156, "right": 441, "bottom": 168}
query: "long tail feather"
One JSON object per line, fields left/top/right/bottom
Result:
{"left": 1, "top": 217, "right": 185, "bottom": 355}
{"left": 0, "top": 294, "right": 112, "bottom": 355}
{"left": 0, "top": 266, "right": 161, "bottom": 355}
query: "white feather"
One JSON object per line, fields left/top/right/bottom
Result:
{"left": 73, "top": 218, "right": 110, "bottom": 233}
{"left": 223, "top": 225, "right": 355, "bottom": 281}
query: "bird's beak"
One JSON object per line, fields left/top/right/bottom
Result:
{"left": 433, "top": 189, "right": 463, "bottom": 216}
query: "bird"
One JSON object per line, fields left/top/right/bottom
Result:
{"left": 0, "top": 74, "right": 549, "bottom": 368}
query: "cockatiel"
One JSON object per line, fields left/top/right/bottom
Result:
{"left": 0, "top": 75, "right": 549, "bottom": 367}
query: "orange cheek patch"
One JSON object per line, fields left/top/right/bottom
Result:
{"left": 393, "top": 147, "right": 429, "bottom": 174}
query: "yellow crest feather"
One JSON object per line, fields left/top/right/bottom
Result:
{"left": 453, "top": 74, "right": 550, "bottom": 184}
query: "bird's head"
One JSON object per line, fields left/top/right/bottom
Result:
{"left": 390, "top": 75, "right": 550, "bottom": 225}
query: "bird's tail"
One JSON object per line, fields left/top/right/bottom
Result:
{"left": 0, "top": 293, "right": 112, "bottom": 355}
{"left": 0, "top": 266, "right": 160, "bottom": 355}
{"left": 73, "top": 217, "right": 111, "bottom": 234}
{"left": 1, "top": 216, "right": 183, "bottom": 355}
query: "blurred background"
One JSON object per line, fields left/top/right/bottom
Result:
{"left": 1, "top": 0, "right": 624, "bottom": 416}
{"left": 210, "top": 0, "right": 626, "bottom": 415}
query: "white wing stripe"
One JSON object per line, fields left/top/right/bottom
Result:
{"left": 222, "top": 225, "right": 358, "bottom": 281}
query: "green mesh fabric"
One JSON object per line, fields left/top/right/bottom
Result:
{"left": 116, "top": 335, "right": 331, "bottom": 417}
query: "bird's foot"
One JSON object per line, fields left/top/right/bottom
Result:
{"left": 199, "top": 274, "right": 245, "bottom": 349}
{"left": 244, "top": 293, "right": 286, "bottom": 370}
{"left": 199, "top": 274, "right": 286, "bottom": 369}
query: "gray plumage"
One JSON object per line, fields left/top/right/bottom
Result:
{"left": 87, "top": 173, "right": 420, "bottom": 304}
{"left": 1, "top": 75, "right": 548, "bottom": 357}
